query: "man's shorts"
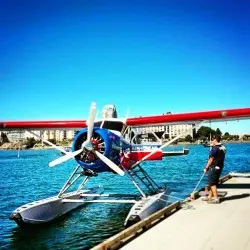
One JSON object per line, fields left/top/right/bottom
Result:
{"left": 208, "top": 167, "right": 222, "bottom": 186}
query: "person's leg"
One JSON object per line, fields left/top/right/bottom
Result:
{"left": 210, "top": 185, "right": 218, "bottom": 200}
{"left": 202, "top": 186, "right": 212, "bottom": 201}
{"left": 208, "top": 188, "right": 213, "bottom": 199}
{"left": 207, "top": 169, "right": 220, "bottom": 203}
{"left": 207, "top": 170, "right": 214, "bottom": 200}
{"left": 207, "top": 185, "right": 220, "bottom": 203}
{"left": 211, "top": 168, "right": 221, "bottom": 201}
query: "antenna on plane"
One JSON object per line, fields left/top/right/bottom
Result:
{"left": 125, "top": 108, "right": 130, "bottom": 118}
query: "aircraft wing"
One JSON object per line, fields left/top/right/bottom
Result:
{"left": 0, "top": 120, "right": 87, "bottom": 130}
{"left": 125, "top": 108, "right": 250, "bottom": 127}
{"left": 1, "top": 107, "right": 250, "bottom": 130}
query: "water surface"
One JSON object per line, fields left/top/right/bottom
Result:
{"left": 0, "top": 144, "right": 249, "bottom": 249}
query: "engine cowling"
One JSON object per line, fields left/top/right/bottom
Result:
{"left": 72, "top": 128, "right": 122, "bottom": 173}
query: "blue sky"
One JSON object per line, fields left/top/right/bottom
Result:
{"left": 0, "top": 0, "right": 249, "bottom": 134}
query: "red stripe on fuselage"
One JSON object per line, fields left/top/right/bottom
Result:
{"left": 120, "top": 150, "right": 163, "bottom": 170}
{"left": 130, "top": 151, "right": 163, "bottom": 161}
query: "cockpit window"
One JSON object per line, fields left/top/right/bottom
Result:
{"left": 94, "top": 121, "right": 102, "bottom": 128}
{"left": 94, "top": 121, "right": 125, "bottom": 132}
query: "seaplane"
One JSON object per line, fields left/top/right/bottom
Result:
{"left": 1, "top": 103, "right": 250, "bottom": 227}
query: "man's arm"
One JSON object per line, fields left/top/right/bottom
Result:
{"left": 203, "top": 157, "right": 214, "bottom": 174}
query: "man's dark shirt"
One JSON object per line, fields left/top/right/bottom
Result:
{"left": 209, "top": 144, "right": 226, "bottom": 168}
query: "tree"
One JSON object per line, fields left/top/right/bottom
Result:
{"left": 0, "top": 132, "right": 9, "bottom": 145}
{"left": 243, "top": 135, "right": 250, "bottom": 141}
{"left": 200, "top": 135, "right": 207, "bottom": 142}
{"left": 222, "top": 132, "right": 230, "bottom": 140}
{"left": 184, "top": 135, "right": 193, "bottom": 142}
{"left": 215, "top": 128, "right": 222, "bottom": 136}
{"left": 25, "top": 137, "right": 36, "bottom": 149}
{"left": 196, "top": 126, "right": 215, "bottom": 139}
{"left": 48, "top": 139, "right": 57, "bottom": 145}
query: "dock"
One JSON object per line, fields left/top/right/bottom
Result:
{"left": 92, "top": 173, "right": 250, "bottom": 250}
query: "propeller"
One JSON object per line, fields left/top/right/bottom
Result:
{"left": 48, "top": 102, "right": 124, "bottom": 176}
{"left": 95, "top": 151, "right": 124, "bottom": 176}
{"left": 49, "top": 102, "right": 96, "bottom": 167}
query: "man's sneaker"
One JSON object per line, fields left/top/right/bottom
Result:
{"left": 201, "top": 197, "right": 210, "bottom": 201}
{"left": 207, "top": 198, "right": 220, "bottom": 204}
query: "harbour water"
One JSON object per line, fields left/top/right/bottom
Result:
{"left": 0, "top": 143, "right": 249, "bottom": 249}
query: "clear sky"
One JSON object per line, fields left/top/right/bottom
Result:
{"left": 0, "top": 0, "right": 249, "bottom": 134}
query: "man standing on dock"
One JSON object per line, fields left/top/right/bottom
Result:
{"left": 203, "top": 135, "right": 226, "bottom": 204}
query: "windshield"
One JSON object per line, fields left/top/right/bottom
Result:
{"left": 94, "top": 121, "right": 126, "bottom": 132}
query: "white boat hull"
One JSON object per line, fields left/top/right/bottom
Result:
{"left": 10, "top": 186, "right": 104, "bottom": 226}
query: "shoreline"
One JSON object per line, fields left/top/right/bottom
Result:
{"left": 177, "top": 140, "right": 250, "bottom": 145}
{"left": 0, "top": 141, "right": 250, "bottom": 150}
{"left": 0, "top": 145, "right": 70, "bottom": 150}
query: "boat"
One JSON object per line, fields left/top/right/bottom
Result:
{"left": 60, "top": 146, "right": 72, "bottom": 155}
{"left": 202, "top": 133, "right": 213, "bottom": 147}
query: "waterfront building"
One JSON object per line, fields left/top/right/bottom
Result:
{"left": 55, "top": 130, "right": 64, "bottom": 141}
{"left": 169, "top": 124, "right": 193, "bottom": 139}
{"left": 6, "top": 131, "right": 25, "bottom": 142}
{"left": 42, "top": 130, "right": 55, "bottom": 141}
{"left": 6, "top": 129, "right": 76, "bottom": 143}
{"left": 43, "top": 130, "right": 75, "bottom": 141}
{"left": 132, "top": 123, "right": 193, "bottom": 143}
{"left": 7, "top": 130, "right": 42, "bottom": 142}
{"left": 24, "top": 130, "right": 41, "bottom": 139}
{"left": 66, "top": 130, "right": 75, "bottom": 140}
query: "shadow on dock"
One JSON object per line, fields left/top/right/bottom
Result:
{"left": 219, "top": 183, "right": 250, "bottom": 189}
{"left": 220, "top": 193, "right": 250, "bottom": 202}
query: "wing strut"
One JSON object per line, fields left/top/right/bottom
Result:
{"left": 131, "top": 121, "right": 205, "bottom": 169}
{"left": 27, "top": 130, "right": 68, "bottom": 154}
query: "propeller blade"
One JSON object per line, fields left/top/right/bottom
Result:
{"left": 87, "top": 102, "right": 97, "bottom": 142}
{"left": 27, "top": 130, "right": 68, "bottom": 154}
{"left": 49, "top": 148, "right": 83, "bottom": 167}
{"left": 47, "top": 102, "right": 97, "bottom": 167}
{"left": 95, "top": 150, "right": 124, "bottom": 176}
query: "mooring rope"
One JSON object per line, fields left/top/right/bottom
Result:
{"left": 191, "top": 172, "right": 206, "bottom": 195}
{"left": 149, "top": 192, "right": 195, "bottom": 210}
{"left": 141, "top": 172, "right": 208, "bottom": 211}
